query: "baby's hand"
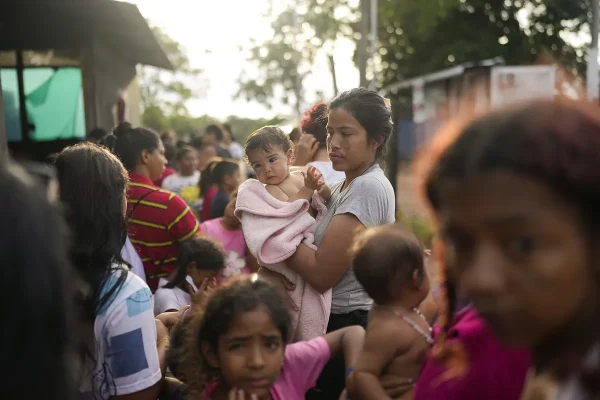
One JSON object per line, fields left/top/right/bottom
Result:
{"left": 303, "top": 166, "right": 323, "bottom": 191}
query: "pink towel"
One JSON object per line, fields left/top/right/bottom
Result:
{"left": 234, "top": 179, "right": 331, "bottom": 341}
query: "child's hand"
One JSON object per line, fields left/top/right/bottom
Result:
{"left": 303, "top": 166, "right": 324, "bottom": 191}
{"left": 189, "top": 277, "right": 217, "bottom": 312}
{"left": 228, "top": 388, "right": 258, "bottom": 400}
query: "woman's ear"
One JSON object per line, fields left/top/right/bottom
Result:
{"left": 140, "top": 149, "right": 151, "bottom": 166}
{"left": 201, "top": 342, "right": 220, "bottom": 368}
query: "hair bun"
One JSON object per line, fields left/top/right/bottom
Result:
{"left": 112, "top": 122, "right": 133, "bottom": 138}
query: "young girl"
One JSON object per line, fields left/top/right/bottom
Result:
{"left": 210, "top": 160, "right": 242, "bottom": 220}
{"left": 162, "top": 146, "right": 201, "bottom": 204}
{"left": 182, "top": 276, "right": 365, "bottom": 400}
{"left": 346, "top": 225, "right": 431, "bottom": 400}
{"left": 201, "top": 190, "right": 259, "bottom": 282}
{"left": 200, "top": 159, "right": 221, "bottom": 221}
{"left": 154, "top": 236, "right": 225, "bottom": 314}
{"left": 245, "top": 126, "right": 330, "bottom": 205}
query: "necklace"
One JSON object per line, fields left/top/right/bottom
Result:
{"left": 375, "top": 305, "right": 434, "bottom": 345}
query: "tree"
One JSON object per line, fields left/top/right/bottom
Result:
{"left": 225, "top": 115, "right": 287, "bottom": 142}
{"left": 237, "top": 0, "right": 355, "bottom": 115}
{"left": 377, "top": 0, "right": 589, "bottom": 89}
{"left": 138, "top": 25, "right": 204, "bottom": 117}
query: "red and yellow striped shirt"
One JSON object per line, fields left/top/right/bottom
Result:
{"left": 127, "top": 172, "right": 200, "bottom": 292}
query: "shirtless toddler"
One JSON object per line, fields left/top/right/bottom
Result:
{"left": 347, "top": 225, "right": 432, "bottom": 400}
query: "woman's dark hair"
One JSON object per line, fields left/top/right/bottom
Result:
{"left": 421, "top": 98, "right": 600, "bottom": 384}
{"left": 244, "top": 126, "right": 293, "bottom": 161}
{"left": 1, "top": 163, "right": 79, "bottom": 400}
{"left": 289, "top": 127, "right": 301, "bottom": 143}
{"left": 190, "top": 135, "right": 205, "bottom": 151}
{"left": 87, "top": 127, "right": 107, "bottom": 143}
{"left": 329, "top": 88, "right": 393, "bottom": 164}
{"left": 351, "top": 224, "right": 424, "bottom": 305}
{"left": 183, "top": 276, "right": 292, "bottom": 396}
{"left": 199, "top": 159, "right": 221, "bottom": 196}
{"left": 222, "top": 123, "right": 237, "bottom": 142}
{"left": 101, "top": 122, "right": 161, "bottom": 172}
{"left": 165, "top": 142, "right": 177, "bottom": 164}
{"left": 176, "top": 145, "right": 195, "bottom": 162}
{"left": 54, "top": 143, "right": 129, "bottom": 324}
{"left": 212, "top": 159, "right": 240, "bottom": 186}
{"left": 206, "top": 124, "right": 224, "bottom": 142}
{"left": 164, "top": 236, "right": 225, "bottom": 289}
{"left": 301, "top": 102, "right": 329, "bottom": 148}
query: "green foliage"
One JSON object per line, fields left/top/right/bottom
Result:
{"left": 138, "top": 25, "right": 203, "bottom": 116}
{"left": 378, "top": 0, "right": 588, "bottom": 88}
{"left": 225, "top": 115, "right": 287, "bottom": 142}
{"left": 396, "top": 211, "right": 435, "bottom": 247}
{"left": 237, "top": 0, "right": 355, "bottom": 114}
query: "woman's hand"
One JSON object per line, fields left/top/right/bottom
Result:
{"left": 155, "top": 305, "right": 190, "bottom": 330}
{"left": 380, "top": 376, "right": 415, "bottom": 398}
{"left": 293, "top": 134, "right": 319, "bottom": 166}
{"left": 257, "top": 267, "right": 298, "bottom": 311}
{"left": 155, "top": 319, "right": 169, "bottom": 343}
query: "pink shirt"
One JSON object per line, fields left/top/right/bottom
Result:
{"left": 200, "top": 218, "right": 251, "bottom": 281}
{"left": 202, "top": 337, "right": 330, "bottom": 400}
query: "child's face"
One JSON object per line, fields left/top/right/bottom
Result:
{"left": 224, "top": 168, "right": 242, "bottom": 192}
{"left": 187, "top": 263, "right": 219, "bottom": 289}
{"left": 178, "top": 151, "right": 198, "bottom": 176}
{"left": 213, "top": 307, "right": 285, "bottom": 398}
{"left": 436, "top": 171, "right": 590, "bottom": 348}
{"left": 247, "top": 146, "right": 292, "bottom": 186}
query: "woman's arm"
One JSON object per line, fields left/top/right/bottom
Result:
{"left": 287, "top": 213, "right": 366, "bottom": 293}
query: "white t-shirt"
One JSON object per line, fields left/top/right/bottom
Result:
{"left": 121, "top": 237, "right": 146, "bottom": 282}
{"left": 226, "top": 142, "right": 245, "bottom": 160}
{"left": 161, "top": 171, "right": 200, "bottom": 196}
{"left": 308, "top": 161, "right": 346, "bottom": 185}
{"left": 153, "top": 278, "right": 192, "bottom": 315}
{"left": 80, "top": 266, "right": 161, "bottom": 399}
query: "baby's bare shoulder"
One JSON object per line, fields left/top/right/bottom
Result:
{"left": 366, "top": 315, "right": 419, "bottom": 353}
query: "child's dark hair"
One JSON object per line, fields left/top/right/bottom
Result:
{"left": 421, "top": 98, "right": 600, "bottom": 385}
{"left": 351, "top": 224, "right": 424, "bottom": 305}
{"left": 176, "top": 145, "right": 195, "bottom": 162}
{"left": 301, "top": 102, "right": 329, "bottom": 149}
{"left": 329, "top": 88, "right": 393, "bottom": 165}
{"left": 164, "top": 142, "right": 176, "bottom": 164}
{"left": 206, "top": 124, "right": 224, "bottom": 142}
{"left": 167, "top": 316, "right": 193, "bottom": 381}
{"left": 198, "top": 159, "right": 221, "bottom": 196}
{"left": 244, "top": 126, "right": 293, "bottom": 161}
{"left": 212, "top": 159, "right": 240, "bottom": 187}
{"left": 101, "top": 122, "right": 161, "bottom": 172}
{"left": 183, "top": 276, "right": 292, "bottom": 396}
{"left": 164, "top": 236, "right": 225, "bottom": 290}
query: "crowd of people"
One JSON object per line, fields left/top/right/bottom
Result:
{"left": 4, "top": 87, "right": 600, "bottom": 400}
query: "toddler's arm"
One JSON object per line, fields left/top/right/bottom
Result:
{"left": 324, "top": 325, "right": 366, "bottom": 370}
{"left": 347, "top": 323, "right": 411, "bottom": 400}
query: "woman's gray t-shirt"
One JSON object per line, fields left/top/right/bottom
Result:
{"left": 313, "top": 163, "right": 395, "bottom": 314}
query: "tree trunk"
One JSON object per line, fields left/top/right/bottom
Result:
{"left": 328, "top": 53, "right": 339, "bottom": 96}
{"left": 356, "top": 0, "right": 369, "bottom": 87}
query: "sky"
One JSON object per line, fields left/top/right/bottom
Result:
{"left": 127, "top": 0, "right": 360, "bottom": 121}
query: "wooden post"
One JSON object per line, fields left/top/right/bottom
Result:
{"left": 0, "top": 72, "right": 7, "bottom": 163}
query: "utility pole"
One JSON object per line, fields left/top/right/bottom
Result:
{"left": 369, "top": 0, "right": 378, "bottom": 91}
{"left": 587, "top": 0, "right": 599, "bottom": 102}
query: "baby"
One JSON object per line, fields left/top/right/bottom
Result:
{"left": 244, "top": 126, "right": 330, "bottom": 205}
{"left": 347, "top": 224, "right": 432, "bottom": 400}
